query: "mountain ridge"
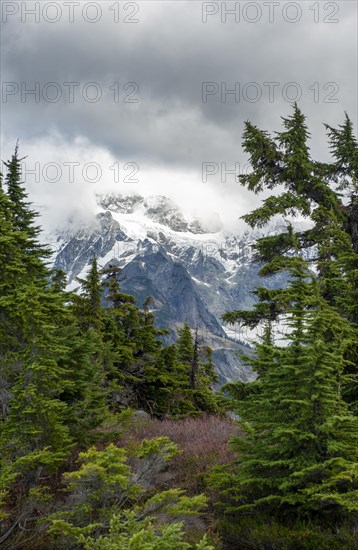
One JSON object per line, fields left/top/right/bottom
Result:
{"left": 46, "top": 193, "right": 291, "bottom": 384}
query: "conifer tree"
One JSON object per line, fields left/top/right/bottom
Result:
{"left": 3, "top": 144, "right": 52, "bottom": 276}
{"left": 238, "top": 105, "right": 356, "bottom": 303}
{"left": 3, "top": 143, "right": 34, "bottom": 234}
{"left": 147, "top": 344, "right": 188, "bottom": 416}
{"left": 136, "top": 297, "right": 163, "bottom": 356}
{"left": 102, "top": 263, "right": 135, "bottom": 309}
{"left": 191, "top": 329, "right": 200, "bottom": 390}
{"left": 74, "top": 257, "right": 104, "bottom": 331}
{"left": 99, "top": 263, "right": 142, "bottom": 406}
{"left": 176, "top": 322, "right": 218, "bottom": 414}
{"left": 228, "top": 106, "right": 358, "bottom": 411}
{"left": 215, "top": 109, "right": 358, "bottom": 533}
{"left": 46, "top": 439, "right": 213, "bottom": 549}
{"left": 0, "top": 172, "right": 27, "bottom": 353}
{"left": 0, "top": 150, "right": 103, "bottom": 517}
{"left": 0, "top": 280, "right": 75, "bottom": 520}
{"left": 68, "top": 259, "right": 118, "bottom": 427}
{"left": 218, "top": 260, "right": 358, "bottom": 520}
{"left": 323, "top": 113, "right": 358, "bottom": 256}
{"left": 177, "top": 321, "right": 194, "bottom": 365}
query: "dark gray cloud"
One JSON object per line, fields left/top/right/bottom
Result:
{"left": 1, "top": 0, "right": 357, "bottom": 224}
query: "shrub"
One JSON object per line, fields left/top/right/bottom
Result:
{"left": 218, "top": 516, "right": 358, "bottom": 550}
{"left": 118, "top": 414, "right": 238, "bottom": 493}
{"left": 45, "top": 438, "right": 214, "bottom": 549}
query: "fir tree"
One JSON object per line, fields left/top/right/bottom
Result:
{"left": 228, "top": 106, "right": 358, "bottom": 411}
{"left": 217, "top": 261, "right": 358, "bottom": 520}
{"left": 0, "top": 172, "right": 28, "bottom": 356}
{"left": 3, "top": 144, "right": 52, "bottom": 276}
{"left": 191, "top": 329, "right": 200, "bottom": 390}
{"left": 214, "top": 109, "right": 358, "bottom": 534}
{"left": 0, "top": 151, "right": 107, "bottom": 518}
{"left": 177, "top": 321, "right": 194, "bottom": 366}
{"left": 74, "top": 257, "right": 104, "bottom": 331}
{"left": 176, "top": 322, "right": 218, "bottom": 415}
{"left": 101, "top": 263, "right": 135, "bottom": 309}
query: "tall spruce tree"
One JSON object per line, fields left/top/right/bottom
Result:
{"left": 3, "top": 144, "right": 52, "bottom": 277}
{"left": 73, "top": 256, "right": 104, "bottom": 332}
{"left": 216, "top": 109, "right": 358, "bottom": 530}
{"left": 0, "top": 150, "right": 104, "bottom": 519}
{"left": 176, "top": 322, "right": 218, "bottom": 414}
{"left": 227, "top": 106, "right": 358, "bottom": 412}
{"left": 0, "top": 171, "right": 26, "bottom": 352}
{"left": 177, "top": 321, "right": 194, "bottom": 365}
{"left": 218, "top": 260, "right": 358, "bottom": 521}
{"left": 40, "top": 262, "right": 114, "bottom": 444}
{"left": 239, "top": 105, "right": 356, "bottom": 303}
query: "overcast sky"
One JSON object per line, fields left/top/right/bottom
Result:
{"left": 1, "top": 0, "right": 357, "bottom": 230}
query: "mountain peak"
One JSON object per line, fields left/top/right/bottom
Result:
{"left": 97, "top": 193, "right": 143, "bottom": 214}
{"left": 96, "top": 192, "right": 223, "bottom": 235}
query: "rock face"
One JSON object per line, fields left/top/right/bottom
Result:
{"left": 51, "top": 211, "right": 130, "bottom": 282}
{"left": 48, "top": 193, "right": 290, "bottom": 384}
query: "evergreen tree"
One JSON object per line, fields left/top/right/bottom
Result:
{"left": 0, "top": 280, "right": 75, "bottom": 519}
{"left": 99, "top": 264, "right": 144, "bottom": 407}
{"left": 191, "top": 329, "right": 200, "bottom": 390}
{"left": 323, "top": 113, "right": 358, "bottom": 258}
{"left": 3, "top": 143, "right": 34, "bottom": 234}
{"left": 3, "top": 144, "right": 52, "bottom": 276}
{"left": 239, "top": 105, "right": 356, "bottom": 303}
{"left": 73, "top": 256, "right": 104, "bottom": 331}
{"left": 50, "top": 268, "right": 68, "bottom": 292}
{"left": 0, "top": 171, "right": 28, "bottom": 356}
{"left": 101, "top": 263, "right": 135, "bottom": 310}
{"left": 214, "top": 109, "right": 358, "bottom": 537}
{"left": 0, "top": 150, "right": 107, "bottom": 518}
{"left": 149, "top": 344, "right": 188, "bottom": 416}
{"left": 177, "top": 320, "right": 194, "bottom": 365}
{"left": 217, "top": 260, "right": 358, "bottom": 520}
{"left": 0, "top": 149, "right": 75, "bottom": 459}
{"left": 0, "top": 288, "right": 73, "bottom": 458}
{"left": 176, "top": 322, "right": 218, "bottom": 414}
{"left": 98, "top": 264, "right": 171, "bottom": 414}
{"left": 136, "top": 297, "right": 163, "bottom": 356}
{"left": 228, "top": 106, "right": 358, "bottom": 411}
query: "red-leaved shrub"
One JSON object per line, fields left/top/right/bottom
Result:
{"left": 118, "top": 414, "right": 238, "bottom": 494}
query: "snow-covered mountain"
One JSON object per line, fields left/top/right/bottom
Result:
{"left": 46, "top": 193, "right": 289, "bottom": 385}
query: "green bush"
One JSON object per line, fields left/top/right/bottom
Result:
{"left": 45, "top": 438, "right": 214, "bottom": 549}
{"left": 219, "top": 516, "right": 358, "bottom": 549}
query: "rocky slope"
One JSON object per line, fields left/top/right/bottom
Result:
{"left": 47, "top": 193, "right": 290, "bottom": 384}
